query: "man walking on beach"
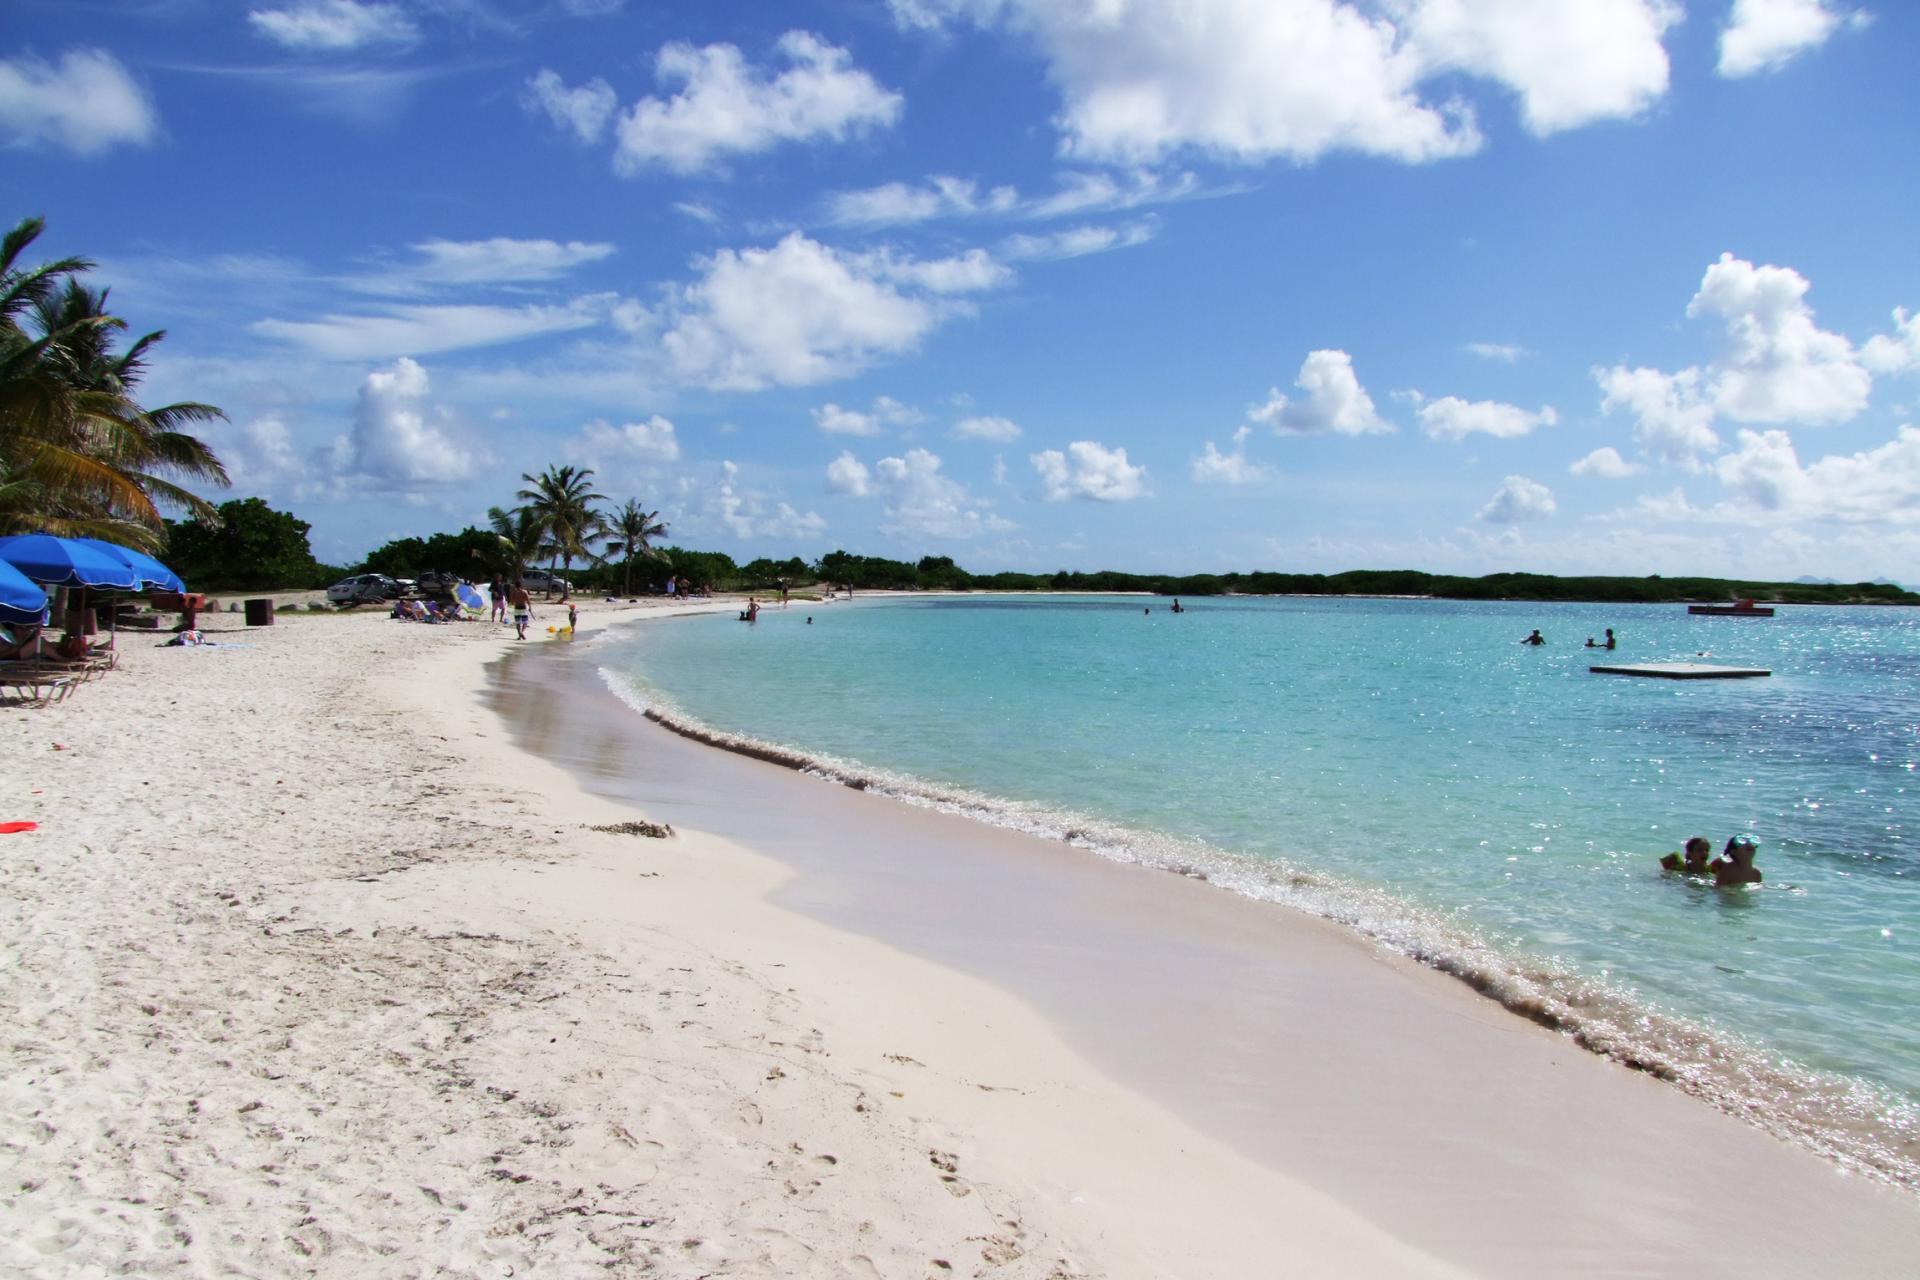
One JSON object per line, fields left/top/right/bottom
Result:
{"left": 508, "top": 581, "right": 532, "bottom": 640}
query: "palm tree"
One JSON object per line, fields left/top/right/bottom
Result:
{"left": 487, "top": 504, "right": 549, "bottom": 582}
{"left": 603, "top": 499, "right": 669, "bottom": 596}
{"left": 515, "top": 464, "right": 605, "bottom": 595}
{"left": 0, "top": 217, "right": 228, "bottom": 548}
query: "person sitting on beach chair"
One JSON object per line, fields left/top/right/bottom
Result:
{"left": 1661, "top": 837, "right": 1713, "bottom": 875}
{"left": 0, "top": 623, "right": 43, "bottom": 661}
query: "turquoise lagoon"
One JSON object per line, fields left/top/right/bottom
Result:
{"left": 597, "top": 595, "right": 1920, "bottom": 1170}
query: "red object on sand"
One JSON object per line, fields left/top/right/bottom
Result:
{"left": 0, "top": 822, "right": 37, "bottom": 834}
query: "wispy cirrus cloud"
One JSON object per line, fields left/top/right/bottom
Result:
{"left": 253, "top": 295, "right": 618, "bottom": 359}
{"left": 1000, "top": 221, "right": 1156, "bottom": 261}
{"left": 344, "top": 237, "right": 616, "bottom": 293}
{"left": 824, "top": 168, "right": 1204, "bottom": 228}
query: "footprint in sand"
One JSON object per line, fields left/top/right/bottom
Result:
{"left": 928, "top": 1149, "right": 971, "bottom": 1198}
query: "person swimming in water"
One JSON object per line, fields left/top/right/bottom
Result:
{"left": 1710, "top": 836, "right": 1763, "bottom": 887}
{"left": 1522, "top": 629, "right": 1545, "bottom": 645}
{"left": 1661, "top": 836, "right": 1714, "bottom": 875}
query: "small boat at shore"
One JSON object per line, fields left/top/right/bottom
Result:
{"left": 1688, "top": 598, "right": 1775, "bottom": 617}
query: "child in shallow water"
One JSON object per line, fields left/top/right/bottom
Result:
{"left": 1661, "top": 836, "right": 1714, "bottom": 875}
{"left": 1711, "top": 836, "right": 1763, "bottom": 887}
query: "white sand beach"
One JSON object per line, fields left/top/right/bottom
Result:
{"left": 4, "top": 600, "right": 1918, "bottom": 1278}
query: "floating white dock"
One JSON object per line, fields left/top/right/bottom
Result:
{"left": 1590, "top": 663, "right": 1771, "bottom": 680}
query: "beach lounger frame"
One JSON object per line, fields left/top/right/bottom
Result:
{"left": 0, "top": 670, "right": 78, "bottom": 704}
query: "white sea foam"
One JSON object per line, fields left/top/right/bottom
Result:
{"left": 597, "top": 660, "right": 1920, "bottom": 1191}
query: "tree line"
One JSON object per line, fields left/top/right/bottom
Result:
{"left": 155, "top": 496, "right": 1919, "bottom": 607}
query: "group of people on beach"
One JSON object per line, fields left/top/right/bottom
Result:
{"left": 480, "top": 577, "right": 536, "bottom": 639}
{"left": 1661, "top": 836, "right": 1763, "bottom": 887}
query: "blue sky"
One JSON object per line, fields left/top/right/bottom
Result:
{"left": 9, "top": 0, "right": 1920, "bottom": 579}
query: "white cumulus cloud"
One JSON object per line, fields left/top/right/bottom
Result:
{"left": 611, "top": 31, "right": 901, "bottom": 174}
{"left": 871, "top": 448, "right": 1014, "bottom": 538}
{"left": 1719, "top": 0, "right": 1856, "bottom": 78}
{"left": 1715, "top": 426, "right": 1920, "bottom": 523}
{"left": 677, "top": 461, "right": 827, "bottom": 540}
{"left": 813, "top": 397, "right": 918, "bottom": 437}
{"left": 1413, "top": 394, "right": 1557, "bottom": 441}
{"left": 571, "top": 415, "right": 681, "bottom": 464}
{"left": 1191, "top": 433, "right": 1273, "bottom": 485}
{"left": 825, "top": 451, "right": 872, "bottom": 496}
{"left": 1595, "top": 365, "right": 1719, "bottom": 465}
{"left": 522, "top": 70, "right": 619, "bottom": 144}
{"left": 1400, "top": 0, "right": 1677, "bottom": 136}
{"left": 248, "top": 1, "right": 420, "bottom": 51}
{"left": 338, "top": 357, "right": 475, "bottom": 486}
{"left": 1031, "top": 440, "right": 1148, "bottom": 502}
{"left": 1477, "top": 473, "right": 1556, "bottom": 524}
{"left": 814, "top": 404, "right": 885, "bottom": 437}
{"left": 1687, "top": 252, "right": 1870, "bottom": 425}
{"left": 1569, "top": 446, "right": 1642, "bottom": 479}
{"left": 657, "top": 233, "right": 997, "bottom": 390}
{"left": 1595, "top": 253, "right": 1886, "bottom": 468}
{"left": 1249, "top": 350, "right": 1394, "bottom": 437}
{"left": 890, "top": 0, "right": 1677, "bottom": 165}
{"left": 0, "top": 49, "right": 159, "bottom": 155}
{"left": 1862, "top": 308, "right": 1920, "bottom": 376}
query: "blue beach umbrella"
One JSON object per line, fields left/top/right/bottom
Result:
{"left": 72, "top": 538, "right": 187, "bottom": 593}
{"left": 0, "top": 533, "right": 141, "bottom": 591}
{"left": 0, "top": 556, "right": 48, "bottom": 626}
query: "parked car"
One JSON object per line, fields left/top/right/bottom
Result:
{"left": 521, "top": 569, "right": 570, "bottom": 594}
{"left": 326, "top": 573, "right": 402, "bottom": 604}
{"left": 415, "top": 570, "right": 459, "bottom": 594}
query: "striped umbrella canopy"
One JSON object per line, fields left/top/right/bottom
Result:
{"left": 0, "top": 533, "right": 142, "bottom": 591}
{"left": 73, "top": 538, "right": 187, "bottom": 593}
{"left": 0, "top": 555, "right": 48, "bottom": 626}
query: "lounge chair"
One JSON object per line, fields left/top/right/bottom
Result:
{"left": 0, "top": 666, "right": 77, "bottom": 704}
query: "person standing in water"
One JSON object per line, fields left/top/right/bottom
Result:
{"left": 1661, "top": 837, "right": 1714, "bottom": 875}
{"left": 1711, "top": 836, "right": 1763, "bottom": 887}
{"left": 1522, "top": 629, "right": 1545, "bottom": 645}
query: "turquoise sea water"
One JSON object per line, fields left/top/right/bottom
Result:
{"left": 599, "top": 595, "right": 1920, "bottom": 1173}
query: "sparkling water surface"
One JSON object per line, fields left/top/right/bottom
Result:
{"left": 606, "top": 595, "right": 1920, "bottom": 1103}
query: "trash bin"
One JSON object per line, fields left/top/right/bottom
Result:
{"left": 244, "top": 598, "right": 275, "bottom": 627}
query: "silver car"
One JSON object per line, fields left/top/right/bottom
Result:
{"left": 326, "top": 573, "right": 401, "bottom": 604}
